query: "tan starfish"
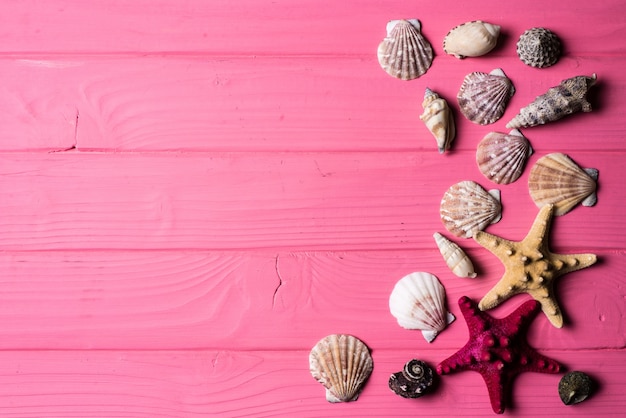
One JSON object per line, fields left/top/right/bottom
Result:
{"left": 473, "top": 204, "right": 597, "bottom": 328}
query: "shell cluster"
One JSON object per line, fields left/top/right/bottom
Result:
{"left": 377, "top": 19, "right": 433, "bottom": 80}
{"left": 443, "top": 20, "right": 501, "bottom": 59}
{"left": 433, "top": 232, "right": 476, "bottom": 278}
{"left": 457, "top": 68, "right": 515, "bottom": 125}
{"left": 517, "top": 27, "right": 561, "bottom": 68}
{"left": 476, "top": 129, "right": 533, "bottom": 185}
{"left": 440, "top": 180, "right": 502, "bottom": 238}
{"left": 389, "top": 359, "right": 435, "bottom": 398}
{"left": 420, "top": 88, "right": 456, "bottom": 153}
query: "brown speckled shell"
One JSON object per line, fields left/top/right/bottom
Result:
{"left": 377, "top": 19, "right": 433, "bottom": 80}
{"left": 476, "top": 129, "right": 533, "bottom": 185}
{"left": 517, "top": 27, "right": 561, "bottom": 68}
{"left": 457, "top": 69, "right": 515, "bottom": 125}
{"left": 440, "top": 180, "right": 502, "bottom": 238}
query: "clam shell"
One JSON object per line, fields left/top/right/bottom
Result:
{"left": 377, "top": 19, "right": 433, "bottom": 80}
{"left": 389, "top": 272, "right": 455, "bottom": 342}
{"left": 517, "top": 27, "right": 561, "bottom": 68}
{"left": 528, "top": 153, "right": 598, "bottom": 216}
{"left": 389, "top": 359, "right": 435, "bottom": 398}
{"left": 443, "top": 20, "right": 501, "bottom": 59}
{"left": 440, "top": 180, "right": 502, "bottom": 238}
{"left": 457, "top": 68, "right": 515, "bottom": 125}
{"left": 309, "top": 334, "right": 373, "bottom": 403}
{"left": 420, "top": 88, "right": 456, "bottom": 153}
{"left": 476, "top": 129, "right": 533, "bottom": 184}
{"left": 433, "top": 232, "right": 477, "bottom": 278}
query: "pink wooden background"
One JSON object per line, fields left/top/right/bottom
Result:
{"left": 0, "top": 0, "right": 624, "bottom": 416}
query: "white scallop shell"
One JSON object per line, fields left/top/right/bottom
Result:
{"left": 433, "top": 232, "right": 477, "bottom": 278}
{"left": 457, "top": 68, "right": 515, "bottom": 125}
{"left": 377, "top": 19, "right": 433, "bottom": 80}
{"left": 420, "top": 88, "right": 456, "bottom": 153}
{"left": 528, "top": 153, "right": 598, "bottom": 216}
{"left": 440, "top": 180, "right": 502, "bottom": 238}
{"left": 443, "top": 20, "right": 501, "bottom": 59}
{"left": 476, "top": 129, "right": 533, "bottom": 184}
{"left": 389, "top": 272, "right": 455, "bottom": 342}
{"left": 309, "top": 334, "right": 373, "bottom": 403}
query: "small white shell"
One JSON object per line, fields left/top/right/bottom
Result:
{"left": 389, "top": 272, "right": 455, "bottom": 342}
{"left": 309, "top": 334, "right": 373, "bottom": 403}
{"left": 457, "top": 68, "right": 515, "bottom": 125}
{"left": 443, "top": 20, "right": 501, "bottom": 59}
{"left": 377, "top": 19, "right": 433, "bottom": 80}
{"left": 476, "top": 129, "right": 533, "bottom": 184}
{"left": 440, "top": 180, "right": 502, "bottom": 238}
{"left": 420, "top": 88, "right": 456, "bottom": 153}
{"left": 433, "top": 232, "right": 477, "bottom": 278}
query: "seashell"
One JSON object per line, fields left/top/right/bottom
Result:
{"left": 433, "top": 232, "right": 477, "bottom": 278}
{"left": 517, "top": 27, "right": 561, "bottom": 68}
{"left": 419, "top": 88, "right": 456, "bottom": 153}
{"left": 443, "top": 20, "right": 501, "bottom": 59}
{"left": 457, "top": 68, "right": 515, "bottom": 125}
{"left": 377, "top": 19, "right": 433, "bottom": 80}
{"left": 389, "top": 272, "right": 455, "bottom": 342}
{"left": 528, "top": 153, "right": 598, "bottom": 216}
{"left": 440, "top": 180, "right": 502, "bottom": 238}
{"left": 389, "top": 359, "right": 435, "bottom": 398}
{"left": 476, "top": 129, "right": 533, "bottom": 185}
{"left": 506, "top": 74, "right": 597, "bottom": 129}
{"left": 309, "top": 334, "right": 373, "bottom": 403}
{"left": 559, "top": 371, "right": 594, "bottom": 405}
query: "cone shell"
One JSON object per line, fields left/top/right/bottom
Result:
{"left": 517, "top": 27, "right": 561, "bottom": 68}
{"left": 440, "top": 180, "right": 502, "bottom": 238}
{"left": 506, "top": 74, "right": 597, "bottom": 129}
{"left": 528, "top": 153, "right": 598, "bottom": 216}
{"left": 433, "top": 232, "right": 477, "bottom": 278}
{"left": 443, "top": 20, "right": 501, "bottom": 59}
{"left": 377, "top": 19, "right": 433, "bottom": 80}
{"left": 388, "top": 359, "right": 435, "bottom": 398}
{"left": 420, "top": 88, "right": 456, "bottom": 153}
{"left": 309, "top": 334, "right": 373, "bottom": 403}
{"left": 476, "top": 129, "right": 533, "bottom": 184}
{"left": 457, "top": 68, "right": 515, "bottom": 125}
{"left": 389, "top": 272, "right": 455, "bottom": 342}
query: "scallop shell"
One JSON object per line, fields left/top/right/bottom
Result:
{"left": 309, "top": 334, "right": 373, "bottom": 403}
{"left": 420, "top": 88, "right": 456, "bottom": 153}
{"left": 433, "top": 232, "right": 477, "bottom": 278}
{"left": 389, "top": 359, "right": 435, "bottom": 398}
{"left": 440, "top": 180, "right": 502, "bottom": 238}
{"left": 517, "top": 27, "right": 561, "bottom": 68}
{"left": 457, "top": 68, "right": 515, "bottom": 125}
{"left": 476, "top": 129, "right": 533, "bottom": 184}
{"left": 506, "top": 74, "right": 597, "bottom": 129}
{"left": 389, "top": 272, "right": 455, "bottom": 342}
{"left": 377, "top": 19, "right": 433, "bottom": 80}
{"left": 443, "top": 20, "right": 501, "bottom": 59}
{"left": 528, "top": 153, "right": 598, "bottom": 216}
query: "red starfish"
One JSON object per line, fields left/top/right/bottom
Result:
{"left": 437, "top": 296, "right": 561, "bottom": 414}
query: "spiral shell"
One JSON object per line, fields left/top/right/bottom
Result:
{"left": 377, "top": 19, "right": 433, "bottom": 80}
{"left": 420, "top": 88, "right": 456, "bottom": 153}
{"left": 457, "top": 68, "right": 515, "bottom": 125}
{"left": 443, "top": 20, "right": 501, "bottom": 59}
{"left": 389, "top": 272, "right": 455, "bottom": 342}
{"left": 440, "top": 180, "right": 502, "bottom": 238}
{"left": 517, "top": 27, "right": 561, "bottom": 68}
{"left": 309, "top": 334, "right": 373, "bottom": 403}
{"left": 476, "top": 129, "right": 533, "bottom": 185}
{"left": 528, "top": 153, "right": 598, "bottom": 216}
{"left": 433, "top": 232, "right": 477, "bottom": 278}
{"left": 389, "top": 359, "right": 435, "bottom": 398}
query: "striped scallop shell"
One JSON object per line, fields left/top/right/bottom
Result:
{"left": 443, "top": 20, "right": 501, "bottom": 59}
{"left": 476, "top": 129, "right": 533, "bottom": 184}
{"left": 528, "top": 153, "right": 598, "bottom": 216}
{"left": 309, "top": 334, "right": 373, "bottom": 402}
{"left": 433, "top": 232, "right": 477, "bottom": 278}
{"left": 457, "top": 68, "right": 515, "bottom": 125}
{"left": 389, "top": 272, "right": 455, "bottom": 342}
{"left": 377, "top": 19, "right": 433, "bottom": 80}
{"left": 440, "top": 180, "right": 502, "bottom": 238}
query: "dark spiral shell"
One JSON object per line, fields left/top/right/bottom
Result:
{"left": 558, "top": 371, "right": 594, "bottom": 405}
{"left": 388, "top": 359, "right": 434, "bottom": 398}
{"left": 517, "top": 28, "right": 561, "bottom": 68}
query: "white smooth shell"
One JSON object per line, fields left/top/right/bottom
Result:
{"left": 433, "top": 232, "right": 477, "bottom": 278}
{"left": 443, "top": 20, "right": 501, "bottom": 58}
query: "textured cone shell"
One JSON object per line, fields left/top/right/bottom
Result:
{"left": 389, "top": 272, "right": 455, "bottom": 342}
{"left": 440, "top": 180, "right": 502, "bottom": 238}
{"left": 517, "top": 27, "right": 561, "bottom": 68}
{"left": 433, "top": 232, "right": 477, "bottom": 278}
{"left": 476, "top": 129, "right": 533, "bottom": 184}
{"left": 309, "top": 334, "right": 373, "bottom": 403}
{"left": 420, "top": 88, "right": 456, "bottom": 153}
{"left": 377, "top": 19, "right": 433, "bottom": 80}
{"left": 443, "top": 20, "right": 501, "bottom": 59}
{"left": 457, "top": 68, "right": 515, "bottom": 125}
{"left": 528, "top": 153, "right": 598, "bottom": 216}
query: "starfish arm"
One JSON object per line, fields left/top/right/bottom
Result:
{"left": 473, "top": 230, "right": 516, "bottom": 258}
{"left": 527, "top": 287, "right": 563, "bottom": 328}
{"left": 478, "top": 273, "right": 520, "bottom": 311}
{"left": 552, "top": 252, "right": 598, "bottom": 275}
{"left": 479, "top": 367, "right": 507, "bottom": 414}
{"left": 523, "top": 204, "right": 554, "bottom": 245}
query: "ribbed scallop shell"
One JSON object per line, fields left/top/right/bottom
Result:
{"left": 389, "top": 272, "right": 455, "bottom": 342}
{"left": 377, "top": 19, "right": 433, "bottom": 80}
{"left": 440, "top": 180, "right": 502, "bottom": 238}
{"left": 420, "top": 88, "right": 456, "bottom": 153}
{"left": 433, "top": 232, "right": 477, "bottom": 278}
{"left": 517, "top": 27, "right": 561, "bottom": 68}
{"left": 476, "top": 129, "right": 533, "bottom": 184}
{"left": 457, "top": 68, "right": 515, "bottom": 125}
{"left": 528, "top": 153, "right": 598, "bottom": 216}
{"left": 443, "top": 20, "right": 501, "bottom": 59}
{"left": 388, "top": 359, "right": 435, "bottom": 398}
{"left": 309, "top": 334, "right": 373, "bottom": 403}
